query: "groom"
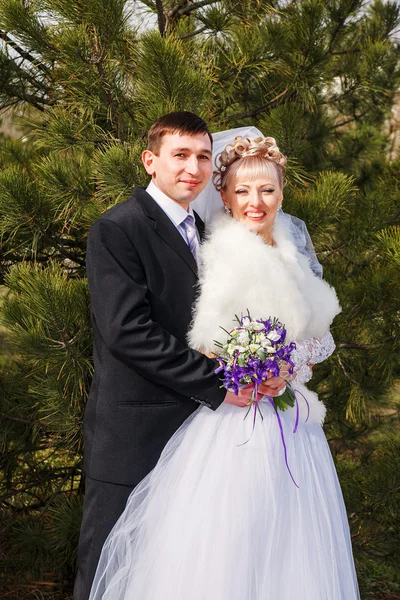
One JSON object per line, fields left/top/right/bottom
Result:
{"left": 74, "top": 111, "right": 286, "bottom": 599}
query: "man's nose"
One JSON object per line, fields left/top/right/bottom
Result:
{"left": 185, "top": 156, "right": 200, "bottom": 176}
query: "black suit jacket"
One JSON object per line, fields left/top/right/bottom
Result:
{"left": 83, "top": 187, "right": 225, "bottom": 486}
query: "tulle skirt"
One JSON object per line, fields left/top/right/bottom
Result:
{"left": 89, "top": 384, "right": 360, "bottom": 600}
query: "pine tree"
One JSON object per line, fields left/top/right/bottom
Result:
{"left": 0, "top": 1, "right": 399, "bottom": 597}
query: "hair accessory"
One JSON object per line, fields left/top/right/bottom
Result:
{"left": 212, "top": 135, "right": 286, "bottom": 191}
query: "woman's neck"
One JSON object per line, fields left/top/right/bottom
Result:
{"left": 260, "top": 229, "right": 274, "bottom": 246}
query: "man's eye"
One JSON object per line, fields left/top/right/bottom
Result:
{"left": 175, "top": 153, "right": 186, "bottom": 158}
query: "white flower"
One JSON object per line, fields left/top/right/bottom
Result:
{"left": 261, "top": 338, "right": 272, "bottom": 348}
{"left": 227, "top": 343, "right": 247, "bottom": 356}
{"left": 265, "top": 346, "right": 277, "bottom": 353}
{"left": 255, "top": 332, "right": 267, "bottom": 343}
{"left": 241, "top": 316, "right": 251, "bottom": 327}
{"left": 237, "top": 331, "right": 250, "bottom": 345}
{"left": 252, "top": 322, "right": 265, "bottom": 331}
{"left": 267, "top": 330, "right": 281, "bottom": 342}
{"left": 249, "top": 343, "right": 261, "bottom": 353}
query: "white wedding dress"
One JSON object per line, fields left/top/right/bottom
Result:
{"left": 89, "top": 215, "right": 360, "bottom": 600}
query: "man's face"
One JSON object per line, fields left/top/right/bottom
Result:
{"left": 142, "top": 132, "right": 213, "bottom": 209}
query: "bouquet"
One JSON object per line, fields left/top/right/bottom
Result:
{"left": 214, "top": 312, "right": 305, "bottom": 486}
{"left": 214, "top": 313, "right": 296, "bottom": 414}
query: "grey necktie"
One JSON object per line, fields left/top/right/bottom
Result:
{"left": 181, "top": 214, "right": 200, "bottom": 264}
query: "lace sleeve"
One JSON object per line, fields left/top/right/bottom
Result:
{"left": 289, "top": 331, "right": 336, "bottom": 385}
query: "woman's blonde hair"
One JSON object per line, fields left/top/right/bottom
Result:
{"left": 213, "top": 136, "right": 286, "bottom": 191}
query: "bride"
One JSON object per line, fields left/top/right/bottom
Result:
{"left": 89, "top": 132, "right": 360, "bottom": 599}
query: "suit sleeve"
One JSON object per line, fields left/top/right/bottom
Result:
{"left": 86, "top": 218, "right": 225, "bottom": 410}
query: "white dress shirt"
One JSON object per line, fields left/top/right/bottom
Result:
{"left": 146, "top": 180, "right": 200, "bottom": 245}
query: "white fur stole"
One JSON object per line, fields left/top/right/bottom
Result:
{"left": 188, "top": 214, "right": 341, "bottom": 424}
{"left": 188, "top": 213, "right": 340, "bottom": 353}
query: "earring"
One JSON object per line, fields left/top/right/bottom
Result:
{"left": 224, "top": 205, "right": 232, "bottom": 215}
{"left": 278, "top": 204, "right": 283, "bottom": 213}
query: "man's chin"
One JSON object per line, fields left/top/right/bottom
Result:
{"left": 177, "top": 191, "right": 205, "bottom": 204}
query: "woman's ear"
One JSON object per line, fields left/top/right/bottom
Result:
{"left": 220, "top": 189, "right": 229, "bottom": 209}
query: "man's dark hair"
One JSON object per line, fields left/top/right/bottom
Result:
{"left": 147, "top": 111, "right": 212, "bottom": 155}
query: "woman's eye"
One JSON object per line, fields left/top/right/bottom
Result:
{"left": 236, "top": 189, "right": 248, "bottom": 194}
{"left": 262, "top": 189, "right": 274, "bottom": 193}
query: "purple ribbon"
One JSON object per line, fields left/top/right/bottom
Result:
{"left": 237, "top": 384, "right": 260, "bottom": 447}
{"left": 293, "top": 388, "right": 310, "bottom": 423}
{"left": 293, "top": 393, "right": 300, "bottom": 434}
{"left": 267, "top": 396, "right": 299, "bottom": 489}
{"left": 236, "top": 386, "right": 311, "bottom": 489}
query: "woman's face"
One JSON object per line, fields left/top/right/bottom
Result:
{"left": 221, "top": 167, "right": 282, "bottom": 244}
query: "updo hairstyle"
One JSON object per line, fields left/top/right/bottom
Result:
{"left": 213, "top": 136, "right": 287, "bottom": 192}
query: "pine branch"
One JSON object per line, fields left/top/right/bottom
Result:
{"left": 179, "top": 25, "right": 208, "bottom": 39}
{"left": 155, "top": 0, "right": 167, "bottom": 36}
{"left": 0, "top": 49, "right": 51, "bottom": 109}
{"left": 0, "top": 30, "right": 49, "bottom": 74}
{"left": 39, "top": 466, "right": 78, "bottom": 516}
{"left": 338, "top": 343, "right": 383, "bottom": 351}
{"left": 337, "top": 354, "right": 360, "bottom": 386}
{"left": 329, "top": 109, "right": 371, "bottom": 131}
{"left": 318, "top": 242, "right": 349, "bottom": 257}
{"left": 176, "top": 0, "right": 216, "bottom": 16}
{"left": 222, "top": 86, "right": 290, "bottom": 122}
{"left": 0, "top": 98, "right": 20, "bottom": 110}
{"left": 325, "top": 3, "right": 357, "bottom": 57}
{"left": 2, "top": 234, "right": 86, "bottom": 267}
{"left": 385, "top": 210, "right": 400, "bottom": 225}
{"left": 7, "top": 92, "right": 48, "bottom": 112}
{"left": 167, "top": 0, "right": 216, "bottom": 25}
{"left": 87, "top": 25, "right": 124, "bottom": 141}
{"left": 2, "top": 412, "right": 33, "bottom": 424}
{"left": 0, "top": 67, "right": 50, "bottom": 111}
{"left": 44, "top": 330, "right": 83, "bottom": 350}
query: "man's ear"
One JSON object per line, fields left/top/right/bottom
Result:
{"left": 142, "top": 150, "right": 156, "bottom": 176}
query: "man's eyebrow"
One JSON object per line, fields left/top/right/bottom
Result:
{"left": 171, "top": 147, "right": 212, "bottom": 156}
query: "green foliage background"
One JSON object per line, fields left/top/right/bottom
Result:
{"left": 0, "top": 0, "right": 399, "bottom": 597}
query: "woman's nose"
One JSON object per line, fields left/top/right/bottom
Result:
{"left": 248, "top": 191, "right": 263, "bottom": 206}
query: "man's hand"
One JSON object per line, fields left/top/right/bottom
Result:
{"left": 224, "top": 376, "right": 287, "bottom": 407}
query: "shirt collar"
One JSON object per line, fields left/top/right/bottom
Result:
{"left": 146, "top": 180, "right": 195, "bottom": 227}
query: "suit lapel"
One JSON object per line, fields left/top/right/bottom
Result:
{"left": 134, "top": 187, "right": 198, "bottom": 276}
{"left": 194, "top": 210, "right": 206, "bottom": 242}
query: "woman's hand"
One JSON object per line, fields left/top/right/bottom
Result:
{"left": 224, "top": 376, "right": 287, "bottom": 407}
{"left": 278, "top": 360, "right": 292, "bottom": 380}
